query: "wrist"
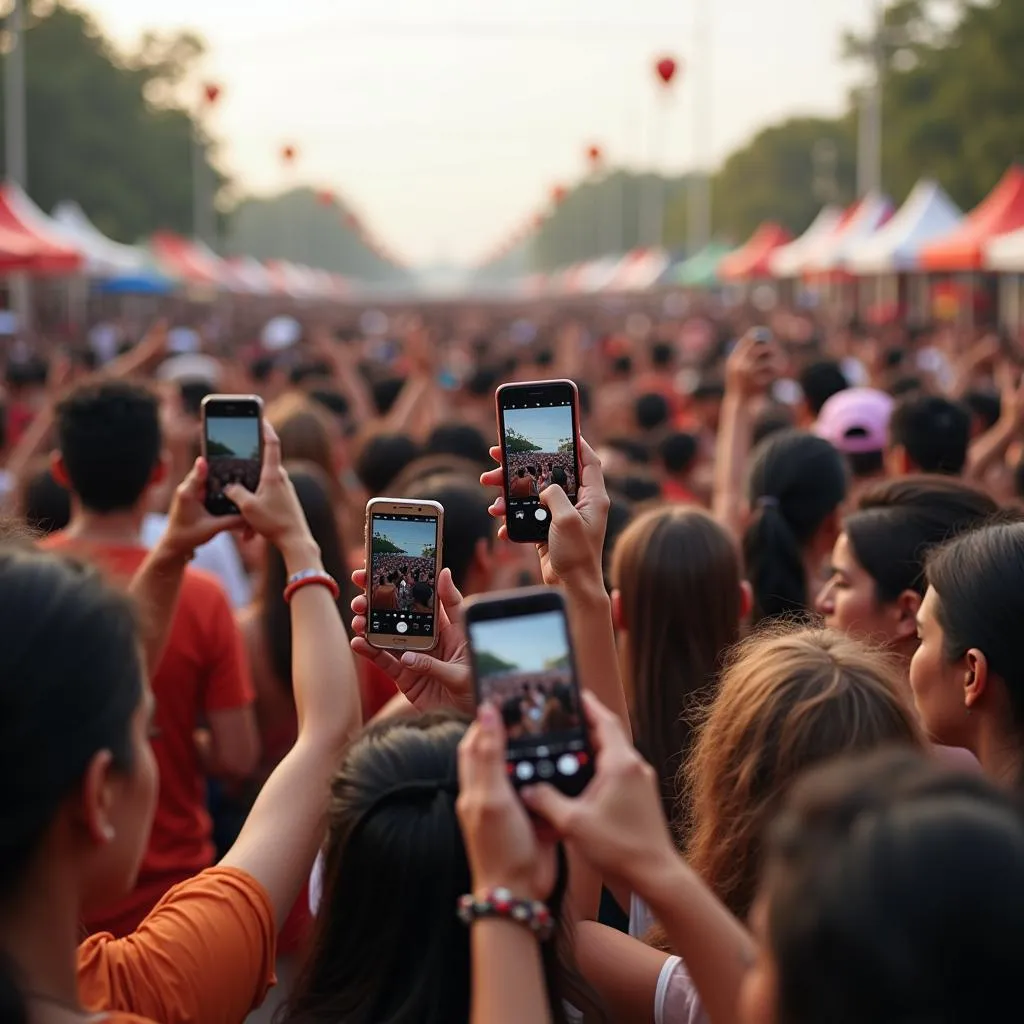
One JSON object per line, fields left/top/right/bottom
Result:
{"left": 562, "top": 570, "right": 610, "bottom": 609}
{"left": 630, "top": 845, "right": 691, "bottom": 913}
{"left": 280, "top": 535, "right": 322, "bottom": 575}
{"left": 153, "top": 532, "right": 195, "bottom": 568}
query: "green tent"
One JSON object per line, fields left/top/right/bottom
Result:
{"left": 672, "top": 241, "right": 734, "bottom": 288}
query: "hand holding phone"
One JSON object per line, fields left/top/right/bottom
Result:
{"left": 464, "top": 587, "right": 593, "bottom": 796}
{"left": 201, "top": 395, "right": 264, "bottom": 516}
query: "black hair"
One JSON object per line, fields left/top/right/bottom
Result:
{"left": 403, "top": 474, "right": 494, "bottom": 593}
{"left": 744, "top": 430, "right": 847, "bottom": 624}
{"left": 846, "top": 449, "right": 885, "bottom": 479}
{"left": 926, "top": 523, "right": 1024, "bottom": 763}
{"left": 608, "top": 474, "right": 662, "bottom": 505}
{"left": 425, "top": 423, "right": 491, "bottom": 468}
{"left": 250, "top": 355, "right": 277, "bottom": 383}
{"left": 501, "top": 697, "right": 524, "bottom": 728}
{"left": 798, "top": 360, "right": 849, "bottom": 416}
{"left": 551, "top": 466, "right": 568, "bottom": 488}
{"left": 602, "top": 494, "right": 635, "bottom": 593}
{"left": 889, "top": 394, "right": 970, "bottom": 475}
{"left": 261, "top": 463, "right": 352, "bottom": 690}
{"left": 651, "top": 341, "right": 675, "bottom": 368}
{"left": 658, "top": 432, "right": 699, "bottom": 476}
{"left": 691, "top": 381, "right": 725, "bottom": 403}
{"left": 606, "top": 437, "right": 651, "bottom": 466}
{"left": 611, "top": 354, "right": 633, "bottom": 376}
{"left": 465, "top": 366, "right": 500, "bottom": 397}
{"left": 635, "top": 392, "right": 671, "bottom": 432}
{"left": 178, "top": 379, "right": 215, "bottom": 419}
{"left": 766, "top": 749, "right": 1024, "bottom": 1024}
{"left": 55, "top": 379, "right": 162, "bottom": 513}
{"left": 18, "top": 462, "right": 70, "bottom": 536}
{"left": 887, "top": 375, "right": 924, "bottom": 398}
{"left": 0, "top": 548, "right": 142, "bottom": 1022}
{"left": 534, "top": 348, "right": 555, "bottom": 367}
{"left": 412, "top": 581, "right": 433, "bottom": 606}
{"left": 844, "top": 477, "right": 999, "bottom": 602}
{"left": 290, "top": 361, "right": 334, "bottom": 387}
{"left": 751, "top": 404, "right": 796, "bottom": 448}
{"left": 4, "top": 355, "right": 48, "bottom": 390}
{"left": 370, "top": 377, "right": 405, "bottom": 417}
{"left": 962, "top": 389, "right": 1001, "bottom": 433}
{"left": 355, "top": 433, "right": 421, "bottom": 496}
{"left": 309, "top": 388, "right": 352, "bottom": 421}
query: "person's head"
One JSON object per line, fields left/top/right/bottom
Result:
{"left": 657, "top": 431, "right": 699, "bottom": 481}
{"left": 0, "top": 548, "right": 157, "bottom": 1018}
{"left": 912, "top": 522, "right": 1024, "bottom": 782}
{"left": 635, "top": 392, "right": 671, "bottom": 433}
{"left": 16, "top": 457, "right": 70, "bottom": 536}
{"left": 403, "top": 473, "right": 495, "bottom": 595}
{"left": 744, "top": 430, "right": 847, "bottom": 624}
{"left": 260, "top": 462, "right": 352, "bottom": 690}
{"left": 887, "top": 394, "right": 970, "bottom": 476}
{"left": 817, "top": 477, "right": 998, "bottom": 662}
{"left": 52, "top": 379, "right": 164, "bottom": 514}
{"left": 683, "top": 628, "right": 923, "bottom": 923}
{"left": 425, "top": 423, "right": 491, "bottom": 468}
{"left": 813, "top": 387, "right": 893, "bottom": 481}
{"left": 743, "top": 750, "right": 1024, "bottom": 1024}
{"left": 355, "top": 432, "right": 421, "bottom": 496}
{"left": 798, "top": 360, "right": 848, "bottom": 421}
{"left": 517, "top": 467, "right": 526, "bottom": 478}
{"left": 612, "top": 506, "right": 747, "bottom": 818}
{"left": 412, "top": 581, "right": 433, "bottom": 607}
{"left": 751, "top": 405, "right": 795, "bottom": 448}
{"left": 284, "top": 714, "right": 582, "bottom": 1024}
{"left": 551, "top": 466, "right": 568, "bottom": 488}
{"left": 962, "top": 389, "right": 1001, "bottom": 439}
{"left": 267, "top": 394, "right": 343, "bottom": 489}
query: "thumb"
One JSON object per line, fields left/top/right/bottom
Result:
{"left": 399, "top": 650, "right": 469, "bottom": 689}
{"left": 223, "top": 483, "right": 254, "bottom": 511}
{"left": 521, "top": 783, "right": 576, "bottom": 832}
{"left": 539, "top": 483, "right": 574, "bottom": 519}
{"left": 437, "top": 567, "right": 465, "bottom": 622}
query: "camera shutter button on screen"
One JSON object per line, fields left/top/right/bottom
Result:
{"left": 396, "top": 621, "right": 409, "bottom": 634}
{"left": 534, "top": 507, "right": 548, "bottom": 521}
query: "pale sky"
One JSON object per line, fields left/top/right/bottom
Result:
{"left": 469, "top": 611, "right": 570, "bottom": 673}
{"left": 83, "top": 0, "right": 874, "bottom": 265}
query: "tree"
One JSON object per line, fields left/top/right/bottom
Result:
{"left": 504, "top": 428, "right": 542, "bottom": 454}
{"left": 557, "top": 437, "right": 574, "bottom": 453}
{"left": 421, "top": 545, "right": 436, "bottom": 560}
{"left": 372, "top": 534, "right": 402, "bottom": 554}
{"left": 475, "top": 651, "right": 518, "bottom": 677}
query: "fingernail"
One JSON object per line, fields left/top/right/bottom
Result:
{"left": 401, "top": 652, "right": 419, "bottom": 667}
{"left": 478, "top": 703, "right": 498, "bottom": 729}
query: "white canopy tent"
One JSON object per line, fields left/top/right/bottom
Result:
{"left": 847, "top": 180, "right": 963, "bottom": 274}
{"left": 986, "top": 225, "right": 1024, "bottom": 272}
{"left": 769, "top": 206, "right": 843, "bottom": 278}
{"left": 807, "top": 192, "right": 894, "bottom": 272}
{"left": 50, "top": 201, "right": 148, "bottom": 277}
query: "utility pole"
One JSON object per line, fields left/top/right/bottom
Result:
{"left": 857, "top": 0, "right": 885, "bottom": 197}
{"left": 5, "top": 0, "right": 30, "bottom": 330}
{"left": 687, "top": 0, "right": 713, "bottom": 254}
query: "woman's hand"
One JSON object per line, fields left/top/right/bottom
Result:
{"left": 723, "top": 330, "right": 785, "bottom": 401}
{"left": 224, "top": 422, "right": 314, "bottom": 555}
{"left": 522, "top": 692, "right": 678, "bottom": 893}
{"left": 161, "top": 456, "right": 243, "bottom": 560}
{"left": 481, "top": 436, "right": 609, "bottom": 589}
{"left": 457, "top": 703, "right": 558, "bottom": 901}
{"left": 350, "top": 566, "right": 473, "bottom": 714}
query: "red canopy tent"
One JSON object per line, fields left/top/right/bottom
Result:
{"left": 718, "top": 223, "right": 793, "bottom": 281}
{"left": 150, "top": 233, "right": 222, "bottom": 286}
{"left": 919, "top": 166, "right": 1024, "bottom": 271}
{"left": 0, "top": 183, "right": 82, "bottom": 274}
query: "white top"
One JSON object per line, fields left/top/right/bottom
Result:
{"left": 140, "top": 513, "right": 252, "bottom": 609}
{"left": 656, "top": 956, "right": 708, "bottom": 1024}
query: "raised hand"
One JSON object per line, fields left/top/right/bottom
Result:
{"left": 161, "top": 456, "right": 243, "bottom": 559}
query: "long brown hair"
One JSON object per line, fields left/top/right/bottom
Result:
{"left": 612, "top": 506, "right": 742, "bottom": 822}
{"left": 679, "top": 628, "right": 924, "bottom": 925}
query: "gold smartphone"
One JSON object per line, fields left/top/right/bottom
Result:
{"left": 364, "top": 497, "right": 445, "bottom": 652}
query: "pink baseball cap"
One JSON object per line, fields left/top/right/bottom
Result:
{"left": 814, "top": 387, "right": 894, "bottom": 455}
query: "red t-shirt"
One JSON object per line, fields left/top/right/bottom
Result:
{"left": 42, "top": 534, "right": 254, "bottom": 935}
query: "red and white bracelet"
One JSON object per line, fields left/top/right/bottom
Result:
{"left": 283, "top": 568, "right": 341, "bottom": 604}
{"left": 457, "top": 887, "right": 554, "bottom": 940}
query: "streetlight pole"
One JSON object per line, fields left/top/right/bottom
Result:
{"left": 687, "top": 0, "right": 713, "bottom": 254}
{"left": 5, "top": 0, "right": 30, "bottom": 330}
{"left": 857, "top": 0, "right": 885, "bottom": 197}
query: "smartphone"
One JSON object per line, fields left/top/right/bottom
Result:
{"left": 496, "top": 379, "right": 582, "bottom": 544}
{"left": 364, "top": 498, "right": 445, "bottom": 652}
{"left": 201, "top": 394, "right": 264, "bottom": 516}
{"left": 752, "top": 326, "right": 773, "bottom": 345}
{"left": 464, "top": 587, "right": 593, "bottom": 796}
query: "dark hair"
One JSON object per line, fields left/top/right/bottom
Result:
{"left": 765, "top": 750, "right": 1024, "bottom": 1024}
{"left": 55, "top": 379, "right": 161, "bottom": 512}
{"left": 412, "top": 581, "right": 433, "bottom": 606}
{"left": 846, "top": 449, "right": 885, "bottom": 479}
{"left": 613, "top": 507, "right": 742, "bottom": 821}
{"left": 611, "top": 354, "right": 633, "bottom": 376}
{"left": 889, "top": 394, "right": 970, "bottom": 475}
{"left": 309, "top": 388, "right": 352, "bottom": 422}
{"left": 355, "top": 433, "right": 421, "bottom": 496}
{"left": 962, "top": 389, "right": 1001, "bottom": 433}
{"left": 888, "top": 375, "right": 924, "bottom": 398}
{"left": 282, "top": 714, "right": 593, "bottom": 1024}
{"left": 751, "top": 404, "right": 796, "bottom": 448}
{"left": 4, "top": 355, "right": 48, "bottom": 389}
{"left": 798, "top": 361, "right": 848, "bottom": 416}
{"left": 651, "top": 341, "right": 675, "bottom": 368}
{"left": 261, "top": 463, "right": 352, "bottom": 688}
{"left": 465, "top": 366, "right": 500, "bottom": 397}
{"left": 250, "top": 355, "right": 277, "bottom": 383}
{"left": 744, "top": 430, "right": 847, "bottom": 623}
{"left": 658, "top": 432, "right": 699, "bottom": 476}
{"left": 606, "top": 437, "right": 651, "bottom": 466}
{"left": 290, "top": 361, "right": 334, "bottom": 387}
{"left": 370, "top": 377, "right": 405, "bottom": 417}
{"left": 426, "top": 423, "right": 490, "bottom": 467}
{"left": 0, "top": 548, "right": 142, "bottom": 1022}
{"left": 635, "top": 392, "right": 671, "bottom": 432}
{"left": 602, "top": 495, "right": 634, "bottom": 592}
{"left": 178, "top": 379, "right": 214, "bottom": 419}
{"left": 608, "top": 474, "right": 662, "bottom": 505}
{"left": 926, "top": 523, "right": 1024, "bottom": 757}
{"left": 402, "top": 474, "right": 494, "bottom": 593}
{"left": 17, "top": 460, "right": 70, "bottom": 535}
{"left": 551, "top": 466, "right": 568, "bottom": 488}
{"left": 844, "top": 477, "right": 998, "bottom": 602}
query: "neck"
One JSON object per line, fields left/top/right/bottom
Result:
{"left": 0, "top": 861, "right": 83, "bottom": 1021}
{"left": 65, "top": 505, "right": 144, "bottom": 546}
{"left": 975, "top": 725, "right": 1024, "bottom": 789}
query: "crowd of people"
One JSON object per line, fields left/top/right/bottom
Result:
{"left": 505, "top": 451, "right": 577, "bottom": 497}
{"left": 3, "top": 296, "right": 1024, "bottom": 1023}
{"left": 368, "top": 552, "right": 437, "bottom": 613}
{"left": 480, "top": 674, "right": 580, "bottom": 740}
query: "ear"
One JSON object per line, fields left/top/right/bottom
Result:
{"left": 611, "top": 588, "right": 625, "bottom": 631}
{"left": 471, "top": 536, "right": 495, "bottom": 588}
{"left": 50, "top": 450, "right": 71, "bottom": 489}
{"left": 885, "top": 445, "right": 910, "bottom": 478}
{"left": 964, "top": 649, "right": 990, "bottom": 710}
{"left": 78, "top": 749, "right": 118, "bottom": 847}
{"left": 892, "top": 589, "right": 922, "bottom": 642}
{"left": 739, "top": 580, "right": 754, "bottom": 620}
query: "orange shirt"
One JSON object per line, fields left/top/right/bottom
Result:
{"left": 41, "top": 534, "right": 254, "bottom": 934}
{"left": 79, "top": 867, "right": 277, "bottom": 1024}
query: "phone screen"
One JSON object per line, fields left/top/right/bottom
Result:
{"left": 368, "top": 512, "right": 440, "bottom": 639}
{"left": 498, "top": 381, "right": 579, "bottom": 543}
{"left": 204, "top": 399, "right": 262, "bottom": 515}
{"left": 467, "top": 600, "right": 591, "bottom": 791}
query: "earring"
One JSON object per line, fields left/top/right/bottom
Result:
{"left": 101, "top": 824, "right": 116, "bottom": 842}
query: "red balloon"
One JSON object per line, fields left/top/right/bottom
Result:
{"left": 317, "top": 189, "right": 335, "bottom": 207}
{"left": 655, "top": 56, "right": 679, "bottom": 86}
{"left": 203, "top": 83, "right": 221, "bottom": 105}
{"left": 282, "top": 145, "right": 297, "bottom": 163}
{"left": 587, "top": 144, "right": 602, "bottom": 164}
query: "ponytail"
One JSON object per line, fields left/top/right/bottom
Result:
{"left": 744, "top": 501, "right": 808, "bottom": 622}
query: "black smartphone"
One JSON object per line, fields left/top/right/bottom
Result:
{"left": 200, "top": 394, "right": 264, "bottom": 516}
{"left": 752, "top": 326, "right": 773, "bottom": 345}
{"left": 495, "top": 379, "right": 582, "bottom": 544}
{"left": 464, "top": 587, "right": 593, "bottom": 796}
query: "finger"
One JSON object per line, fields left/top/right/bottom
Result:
{"left": 223, "top": 483, "right": 254, "bottom": 512}
{"left": 352, "top": 567, "right": 367, "bottom": 589}
{"left": 458, "top": 703, "right": 509, "bottom": 793}
{"left": 497, "top": 523, "right": 509, "bottom": 542}
{"left": 578, "top": 436, "right": 601, "bottom": 469}
{"left": 351, "top": 593, "right": 368, "bottom": 615}
{"left": 539, "top": 483, "right": 574, "bottom": 520}
{"left": 520, "top": 782, "right": 576, "bottom": 832}
{"left": 580, "top": 690, "right": 630, "bottom": 762}
{"left": 352, "top": 614, "right": 367, "bottom": 636}
{"left": 480, "top": 467, "right": 504, "bottom": 488}
{"left": 261, "top": 420, "right": 282, "bottom": 473}
{"left": 181, "top": 457, "right": 208, "bottom": 496}
{"left": 398, "top": 649, "right": 471, "bottom": 691}
{"left": 489, "top": 445, "right": 502, "bottom": 465}
{"left": 350, "top": 636, "right": 405, "bottom": 679}
{"left": 436, "top": 567, "right": 465, "bottom": 625}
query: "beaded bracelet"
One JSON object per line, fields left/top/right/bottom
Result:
{"left": 283, "top": 569, "right": 341, "bottom": 604}
{"left": 457, "top": 887, "right": 554, "bottom": 941}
